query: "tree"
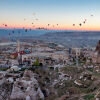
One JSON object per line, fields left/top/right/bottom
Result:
{"left": 33, "top": 58, "right": 40, "bottom": 66}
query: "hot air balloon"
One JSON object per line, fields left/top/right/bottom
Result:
{"left": 12, "top": 31, "right": 14, "bottom": 33}
{"left": 83, "top": 21, "right": 86, "bottom": 24}
{"left": 91, "top": 15, "right": 93, "bottom": 17}
{"left": 25, "top": 29, "right": 28, "bottom": 32}
{"left": 79, "top": 23, "right": 82, "bottom": 26}
{"left": 73, "top": 24, "right": 75, "bottom": 26}
{"left": 5, "top": 24, "right": 7, "bottom": 27}
{"left": 36, "top": 19, "right": 38, "bottom": 21}
{"left": 33, "top": 13, "right": 36, "bottom": 16}
{"left": 24, "top": 18, "right": 26, "bottom": 21}
{"left": 18, "top": 31, "right": 20, "bottom": 33}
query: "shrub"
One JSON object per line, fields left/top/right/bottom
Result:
{"left": 83, "top": 94, "right": 95, "bottom": 100}
{"left": 33, "top": 58, "right": 40, "bottom": 66}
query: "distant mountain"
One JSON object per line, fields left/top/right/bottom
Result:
{"left": 0, "top": 29, "right": 80, "bottom": 38}
{"left": 0, "top": 29, "right": 62, "bottom": 38}
{"left": 0, "top": 29, "right": 47, "bottom": 38}
{"left": 0, "top": 29, "right": 100, "bottom": 47}
{"left": 35, "top": 31, "right": 100, "bottom": 47}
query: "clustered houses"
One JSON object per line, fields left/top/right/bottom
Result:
{"left": 67, "top": 47, "right": 99, "bottom": 66}
{"left": 0, "top": 40, "right": 100, "bottom": 69}
{"left": 0, "top": 41, "right": 68, "bottom": 67}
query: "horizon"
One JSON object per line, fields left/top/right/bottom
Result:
{"left": 0, "top": 27, "right": 100, "bottom": 32}
{"left": 1, "top": 28, "right": 100, "bottom": 32}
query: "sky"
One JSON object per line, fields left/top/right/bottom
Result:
{"left": 0, "top": 0, "right": 100, "bottom": 31}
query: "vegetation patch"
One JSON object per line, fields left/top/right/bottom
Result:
{"left": 83, "top": 94, "right": 95, "bottom": 100}
{"left": 0, "top": 67, "right": 9, "bottom": 71}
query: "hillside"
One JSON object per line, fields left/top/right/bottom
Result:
{"left": 36, "top": 31, "right": 100, "bottom": 47}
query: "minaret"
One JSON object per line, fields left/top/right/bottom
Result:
{"left": 17, "top": 40, "right": 20, "bottom": 58}
{"left": 17, "top": 40, "right": 22, "bottom": 65}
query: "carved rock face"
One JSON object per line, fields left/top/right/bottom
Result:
{"left": 96, "top": 40, "right": 100, "bottom": 54}
{"left": 10, "top": 70, "right": 44, "bottom": 100}
{"left": 0, "top": 72, "right": 4, "bottom": 79}
{"left": 95, "top": 40, "right": 100, "bottom": 63}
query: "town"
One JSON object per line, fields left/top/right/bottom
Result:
{"left": 0, "top": 39, "right": 100, "bottom": 100}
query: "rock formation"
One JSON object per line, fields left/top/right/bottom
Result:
{"left": 0, "top": 70, "right": 44, "bottom": 100}
{"left": 10, "top": 69, "right": 44, "bottom": 100}
{"left": 96, "top": 40, "right": 100, "bottom": 63}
